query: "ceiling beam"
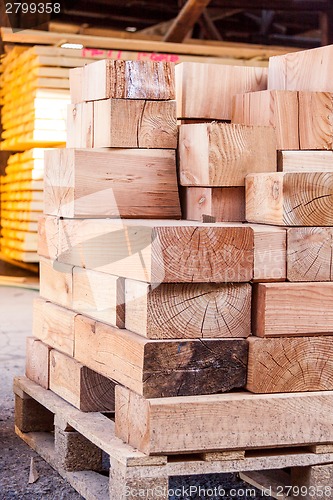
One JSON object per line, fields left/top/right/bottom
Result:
{"left": 213, "top": 0, "right": 327, "bottom": 11}
{"left": 163, "top": 0, "right": 213, "bottom": 43}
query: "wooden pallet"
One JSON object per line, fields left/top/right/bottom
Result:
{"left": 14, "top": 376, "right": 333, "bottom": 500}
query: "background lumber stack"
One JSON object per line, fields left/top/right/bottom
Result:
{"left": 0, "top": 149, "right": 44, "bottom": 262}
{"left": 0, "top": 45, "right": 101, "bottom": 263}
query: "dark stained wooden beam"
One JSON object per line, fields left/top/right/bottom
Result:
{"left": 163, "top": 0, "right": 213, "bottom": 43}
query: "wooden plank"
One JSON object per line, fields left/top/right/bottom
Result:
{"left": 175, "top": 62, "right": 267, "bottom": 120}
{"left": 299, "top": 92, "right": 333, "bottom": 150}
{"left": 38, "top": 216, "right": 59, "bottom": 261}
{"left": 73, "top": 267, "right": 125, "bottom": 328}
{"left": 179, "top": 123, "right": 276, "bottom": 186}
{"left": 287, "top": 227, "right": 333, "bottom": 282}
{"left": 182, "top": 187, "right": 245, "bottom": 222}
{"left": 39, "top": 257, "right": 73, "bottom": 309}
{"left": 277, "top": 150, "right": 333, "bottom": 172}
{"left": 163, "top": 0, "right": 212, "bottom": 43}
{"left": 69, "top": 67, "right": 84, "bottom": 104}
{"left": 250, "top": 224, "right": 286, "bottom": 282}
{"left": 125, "top": 280, "right": 251, "bottom": 339}
{"left": 49, "top": 349, "right": 116, "bottom": 412}
{"left": 74, "top": 314, "right": 248, "bottom": 398}
{"left": 93, "top": 99, "right": 177, "bottom": 149}
{"left": 252, "top": 282, "right": 333, "bottom": 337}
{"left": 82, "top": 60, "right": 175, "bottom": 102}
{"left": 246, "top": 172, "right": 333, "bottom": 226}
{"left": 268, "top": 45, "right": 333, "bottom": 92}
{"left": 66, "top": 102, "right": 93, "bottom": 149}
{"left": 32, "top": 298, "right": 76, "bottom": 357}
{"left": 52, "top": 218, "right": 254, "bottom": 283}
{"left": 44, "top": 148, "right": 181, "bottom": 219}
{"left": 25, "top": 337, "right": 50, "bottom": 390}
{"left": 246, "top": 336, "right": 333, "bottom": 393}
{"left": 115, "top": 385, "right": 333, "bottom": 455}
{"left": 239, "top": 470, "right": 291, "bottom": 499}
{"left": 232, "top": 90, "right": 299, "bottom": 150}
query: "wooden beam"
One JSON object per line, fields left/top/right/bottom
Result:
{"left": 115, "top": 385, "right": 333, "bottom": 455}
{"left": 163, "top": 0, "right": 213, "bottom": 43}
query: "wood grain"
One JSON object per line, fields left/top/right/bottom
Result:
{"left": 299, "top": 92, "right": 333, "bottom": 150}
{"left": 247, "top": 336, "right": 333, "bottom": 393}
{"left": 179, "top": 123, "right": 276, "bottom": 187}
{"left": 115, "top": 385, "right": 333, "bottom": 454}
{"left": 66, "top": 102, "right": 93, "bottom": 148}
{"left": 232, "top": 90, "right": 299, "bottom": 150}
{"left": 73, "top": 267, "right": 125, "bottom": 328}
{"left": 39, "top": 256, "right": 73, "bottom": 308}
{"left": 287, "top": 227, "right": 333, "bottom": 282}
{"left": 252, "top": 282, "right": 333, "bottom": 337}
{"left": 125, "top": 280, "right": 251, "bottom": 339}
{"left": 93, "top": 99, "right": 177, "bottom": 149}
{"left": 49, "top": 349, "right": 116, "bottom": 412}
{"left": 44, "top": 148, "right": 181, "bottom": 219}
{"left": 54, "top": 218, "right": 254, "bottom": 283}
{"left": 246, "top": 172, "right": 333, "bottom": 226}
{"left": 83, "top": 60, "right": 175, "bottom": 101}
{"left": 74, "top": 314, "right": 248, "bottom": 398}
{"left": 176, "top": 62, "right": 267, "bottom": 120}
{"left": 25, "top": 337, "right": 50, "bottom": 390}
{"left": 33, "top": 297, "right": 76, "bottom": 356}
{"left": 250, "top": 224, "right": 286, "bottom": 282}
{"left": 278, "top": 150, "right": 333, "bottom": 172}
{"left": 182, "top": 186, "right": 245, "bottom": 222}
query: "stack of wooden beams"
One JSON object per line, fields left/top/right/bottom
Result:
{"left": 233, "top": 46, "right": 333, "bottom": 400}
{"left": 0, "top": 149, "right": 44, "bottom": 262}
{"left": 16, "top": 52, "right": 333, "bottom": 497}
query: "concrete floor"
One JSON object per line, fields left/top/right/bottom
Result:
{"left": 0, "top": 285, "right": 81, "bottom": 499}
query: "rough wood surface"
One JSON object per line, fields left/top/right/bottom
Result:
{"left": 39, "top": 256, "right": 73, "bottom": 308}
{"left": 268, "top": 45, "right": 333, "bottom": 92}
{"left": 49, "top": 349, "right": 116, "bottom": 412}
{"left": 247, "top": 336, "right": 333, "bottom": 393}
{"left": 66, "top": 102, "right": 93, "bottom": 148}
{"left": 179, "top": 123, "right": 276, "bottom": 187}
{"left": 287, "top": 227, "right": 333, "bottom": 282}
{"left": 44, "top": 148, "right": 181, "bottom": 219}
{"left": 25, "top": 337, "right": 50, "bottom": 390}
{"left": 291, "top": 464, "right": 333, "bottom": 499}
{"left": 278, "top": 150, "right": 333, "bottom": 172}
{"left": 73, "top": 267, "right": 125, "bottom": 328}
{"left": 125, "top": 280, "right": 251, "bottom": 339}
{"left": 250, "top": 224, "right": 286, "bottom": 282}
{"left": 246, "top": 172, "right": 333, "bottom": 226}
{"left": 82, "top": 60, "right": 175, "bottom": 101}
{"left": 299, "top": 92, "right": 333, "bottom": 150}
{"left": 176, "top": 62, "right": 267, "bottom": 120}
{"left": 52, "top": 218, "right": 254, "bottom": 283}
{"left": 232, "top": 90, "right": 299, "bottom": 150}
{"left": 93, "top": 99, "right": 177, "bottom": 149}
{"left": 33, "top": 297, "right": 76, "bottom": 356}
{"left": 115, "top": 385, "right": 333, "bottom": 455}
{"left": 252, "top": 282, "right": 333, "bottom": 337}
{"left": 182, "top": 186, "right": 245, "bottom": 222}
{"left": 69, "top": 67, "right": 84, "bottom": 104}
{"left": 74, "top": 314, "right": 248, "bottom": 398}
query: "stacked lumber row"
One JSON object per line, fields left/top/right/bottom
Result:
{"left": 176, "top": 63, "right": 271, "bottom": 222}
{"left": 0, "top": 149, "right": 44, "bottom": 262}
{"left": 229, "top": 47, "right": 333, "bottom": 399}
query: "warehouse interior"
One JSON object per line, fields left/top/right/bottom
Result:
{"left": 2, "top": 1, "right": 333, "bottom": 498}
